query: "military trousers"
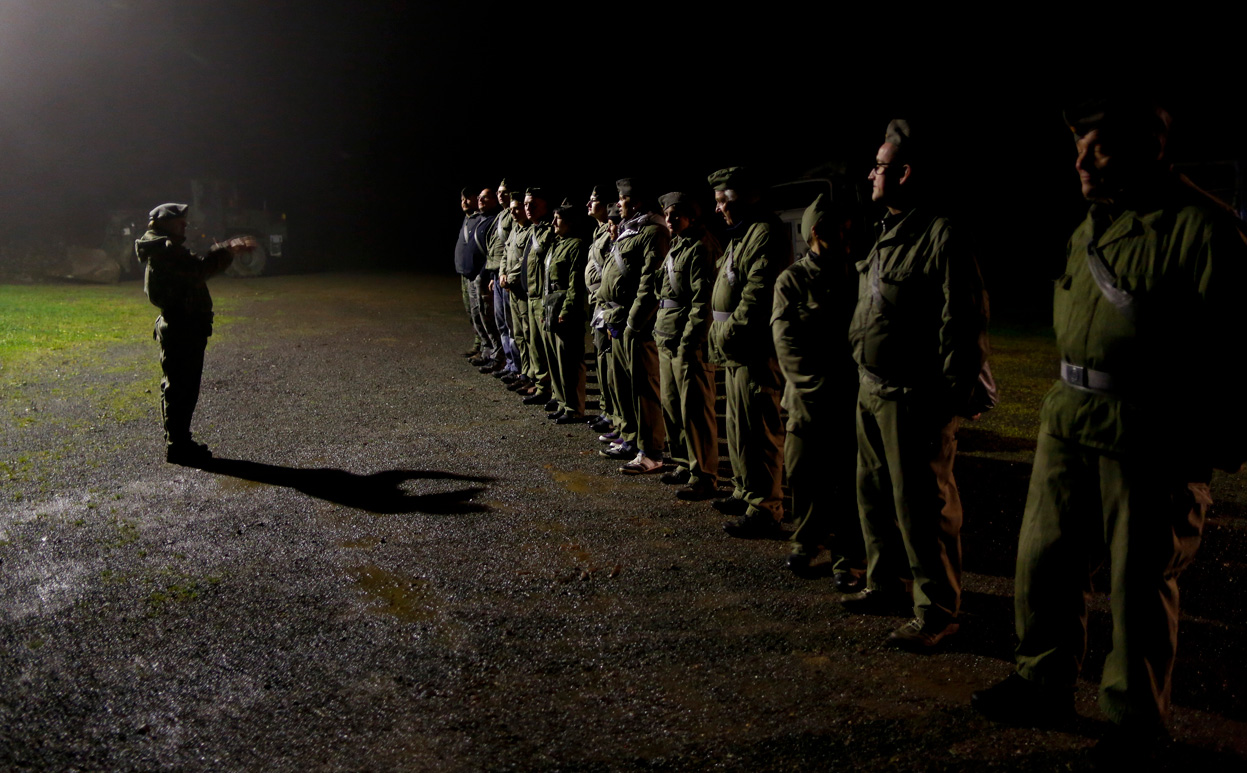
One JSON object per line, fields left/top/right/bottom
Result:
{"left": 658, "top": 345, "right": 718, "bottom": 487}
{"left": 525, "top": 297, "right": 551, "bottom": 389}
{"left": 593, "top": 327, "right": 616, "bottom": 426}
{"left": 466, "top": 272, "right": 501, "bottom": 363}
{"left": 492, "top": 279, "right": 518, "bottom": 373}
{"left": 154, "top": 316, "right": 207, "bottom": 447}
{"left": 788, "top": 415, "right": 866, "bottom": 573}
{"left": 723, "top": 361, "right": 784, "bottom": 520}
{"left": 855, "top": 387, "right": 962, "bottom": 626}
{"left": 622, "top": 328, "right": 664, "bottom": 456}
{"left": 546, "top": 317, "right": 586, "bottom": 415}
{"left": 1014, "top": 430, "right": 1207, "bottom": 728}
{"left": 508, "top": 288, "right": 532, "bottom": 379}
{"left": 460, "top": 276, "right": 480, "bottom": 349}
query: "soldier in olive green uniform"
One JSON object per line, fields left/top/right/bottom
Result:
{"left": 487, "top": 181, "right": 519, "bottom": 378}
{"left": 974, "top": 102, "right": 1247, "bottom": 745}
{"left": 597, "top": 179, "right": 670, "bottom": 470}
{"left": 843, "top": 121, "right": 989, "bottom": 652}
{"left": 585, "top": 185, "right": 619, "bottom": 434}
{"left": 654, "top": 192, "right": 720, "bottom": 499}
{"left": 773, "top": 194, "right": 866, "bottom": 591}
{"left": 501, "top": 196, "right": 535, "bottom": 390}
{"left": 707, "top": 167, "right": 791, "bottom": 535}
{"left": 135, "top": 203, "right": 255, "bottom": 466}
{"left": 542, "top": 200, "right": 591, "bottom": 422}
{"left": 521, "top": 188, "right": 557, "bottom": 406}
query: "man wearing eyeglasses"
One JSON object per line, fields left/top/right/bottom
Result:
{"left": 842, "top": 120, "right": 990, "bottom": 652}
{"left": 973, "top": 100, "right": 1247, "bottom": 756}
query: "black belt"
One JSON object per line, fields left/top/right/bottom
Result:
{"left": 1060, "top": 360, "right": 1117, "bottom": 393}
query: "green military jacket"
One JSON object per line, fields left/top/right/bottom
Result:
{"left": 848, "top": 208, "right": 987, "bottom": 414}
{"left": 708, "top": 213, "right": 792, "bottom": 368}
{"left": 502, "top": 220, "right": 531, "bottom": 299}
{"left": 585, "top": 221, "right": 611, "bottom": 312}
{"left": 135, "top": 229, "right": 233, "bottom": 337}
{"left": 1043, "top": 180, "right": 1247, "bottom": 469}
{"left": 485, "top": 207, "right": 513, "bottom": 272}
{"left": 524, "top": 220, "right": 556, "bottom": 298}
{"left": 597, "top": 213, "right": 668, "bottom": 332}
{"left": 772, "top": 248, "right": 859, "bottom": 429}
{"left": 654, "top": 225, "right": 720, "bottom": 358}
{"left": 542, "top": 235, "right": 589, "bottom": 329}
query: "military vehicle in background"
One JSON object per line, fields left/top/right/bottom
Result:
{"left": 104, "top": 178, "right": 287, "bottom": 279}
{"left": 769, "top": 168, "right": 866, "bottom": 259}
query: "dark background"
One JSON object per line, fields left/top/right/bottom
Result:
{"left": 2, "top": 0, "right": 1243, "bottom": 319}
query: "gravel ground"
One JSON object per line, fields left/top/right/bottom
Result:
{"left": 2, "top": 272, "right": 1245, "bottom": 772}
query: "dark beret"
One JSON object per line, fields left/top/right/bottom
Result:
{"left": 707, "top": 167, "right": 758, "bottom": 193}
{"left": 149, "top": 203, "right": 189, "bottom": 221}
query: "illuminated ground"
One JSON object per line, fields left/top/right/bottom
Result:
{"left": 2, "top": 273, "right": 1244, "bottom": 771}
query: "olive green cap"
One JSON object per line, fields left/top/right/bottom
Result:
{"left": 707, "top": 166, "right": 757, "bottom": 193}
{"left": 800, "top": 194, "right": 829, "bottom": 242}
{"left": 607, "top": 203, "right": 621, "bottom": 223}
{"left": 884, "top": 119, "right": 913, "bottom": 148}
{"left": 658, "top": 191, "right": 696, "bottom": 218}
{"left": 555, "top": 198, "right": 578, "bottom": 219}
{"left": 149, "top": 202, "right": 189, "bottom": 221}
{"left": 589, "top": 184, "right": 614, "bottom": 202}
{"left": 525, "top": 186, "right": 549, "bottom": 202}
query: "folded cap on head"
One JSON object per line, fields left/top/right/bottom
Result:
{"left": 800, "top": 194, "right": 829, "bottom": 242}
{"left": 658, "top": 191, "right": 696, "bottom": 218}
{"left": 149, "top": 203, "right": 189, "bottom": 221}
{"left": 706, "top": 166, "right": 758, "bottom": 193}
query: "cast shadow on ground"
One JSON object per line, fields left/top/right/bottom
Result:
{"left": 200, "top": 458, "right": 493, "bottom": 515}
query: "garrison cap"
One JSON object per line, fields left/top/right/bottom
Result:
{"left": 658, "top": 191, "right": 696, "bottom": 218}
{"left": 615, "top": 178, "right": 647, "bottom": 199}
{"left": 498, "top": 177, "right": 510, "bottom": 189}
{"left": 707, "top": 167, "right": 759, "bottom": 193}
{"left": 800, "top": 194, "right": 830, "bottom": 242}
{"left": 1063, "top": 97, "right": 1171, "bottom": 139}
{"left": 589, "top": 183, "right": 614, "bottom": 202}
{"left": 555, "top": 198, "right": 579, "bottom": 219}
{"left": 525, "top": 186, "right": 550, "bottom": 202}
{"left": 884, "top": 119, "right": 914, "bottom": 148}
{"left": 607, "top": 203, "right": 622, "bottom": 223}
{"left": 149, "top": 203, "right": 189, "bottom": 221}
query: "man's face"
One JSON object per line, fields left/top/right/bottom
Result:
{"left": 510, "top": 199, "right": 529, "bottom": 225}
{"left": 478, "top": 188, "right": 499, "bottom": 213}
{"left": 554, "top": 212, "right": 571, "bottom": 236}
{"left": 714, "top": 190, "right": 737, "bottom": 227}
{"left": 868, "top": 142, "right": 902, "bottom": 205}
{"left": 461, "top": 195, "right": 476, "bottom": 213}
{"left": 617, "top": 194, "right": 635, "bottom": 220}
{"left": 159, "top": 217, "right": 188, "bottom": 238}
{"left": 664, "top": 206, "right": 689, "bottom": 236}
{"left": 525, "top": 194, "right": 548, "bottom": 222}
{"left": 498, "top": 186, "right": 511, "bottom": 208}
{"left": 1074, "top": 128, "right": 1117, "bottom": 202}
{"left": 588, "top": 197, "right": 608, "bottom": 221}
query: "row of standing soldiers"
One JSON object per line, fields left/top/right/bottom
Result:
{"left": 455, "top": 110, "right": 1247, "bottom": 758}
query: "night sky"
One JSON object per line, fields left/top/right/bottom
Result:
{"left": 2, "top": 1, "right": 1243, "bottom": 315}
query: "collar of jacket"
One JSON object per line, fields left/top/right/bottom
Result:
{"left": 874, "top": 207, "right": 934, "bottom": 246}
{"left": 618, "top": 211, "right": 664, "bottom": 241}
